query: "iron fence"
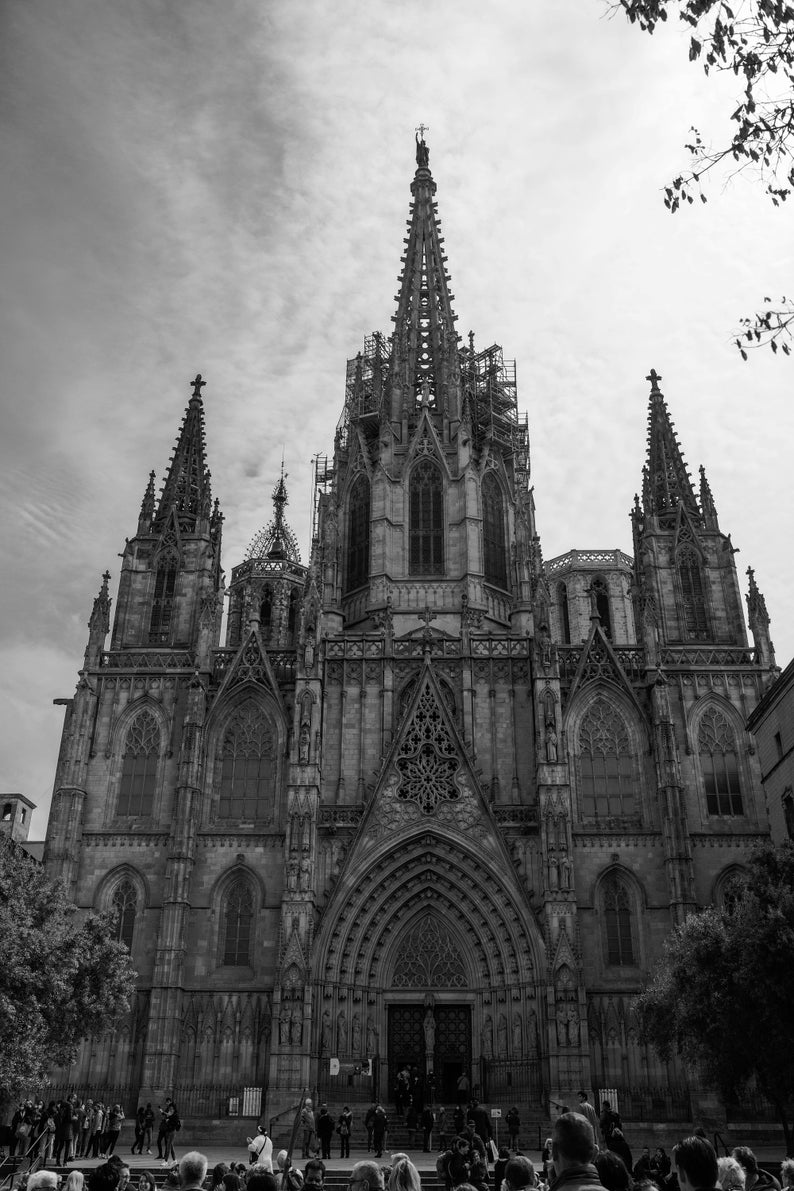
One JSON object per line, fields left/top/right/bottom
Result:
{"left": 171, "top": 1084, "right": 262, "bottom": 1119}
{"left": 481, "top": 1059, "right": 544, "bottom": 1104}
{"left": 595, "top": 1084, "right": 692, "bottom": 1123}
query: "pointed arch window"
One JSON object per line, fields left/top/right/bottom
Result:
{"left": 592, "top": 576, "right": 612, "bottom": 639}
{"left": 221, "top": 879, "right": 254, "bottom": 966}
{"left": 346, "top": 474, "right": 371, "bottom": 593}
{"left": 149, "top": 555, "right": 177, "bottom": 643}
{"left": 603, "top": 874, "right": 635, "bottom": 965}
{"left": 698, "top": 706, "right": 743, "bottom": 816}
{"left": 482, "top": 472, "right": 508, "bottom": 589}
{"left": 111, "top": 879, "right": 137, "bottom": 952}
{"left": 557, "top": 583, "right": 570, "bottom": 645}
{"left": 118, "top": 710, "right": 160, "bottom": 817}
{"left": 677, "top": 546, "right": 708, "bottom": 639}
{"left": 579, "top": 698, "right": 635, "bottom": 819}
{"left": 409, "top": 459, "right": 444, "bottom": 575}
{"left": 260, "top": 586, "right": 273, "bottom": 635}
{"left": 218, "top": 702, "right": 275, "bottom": 820}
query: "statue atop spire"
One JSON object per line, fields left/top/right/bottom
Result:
{"left": 415, "top": 125, "right": 430, "bottom": 169}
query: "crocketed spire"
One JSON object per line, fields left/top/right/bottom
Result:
{"left": 642, "top": 369, "right": 700, "bottom": 527}
{"left": 152, "top": 374, "right": 212, "bottom": 532}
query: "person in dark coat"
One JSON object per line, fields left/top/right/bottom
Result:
{"left": 315, "top": 1107, "right": 334, "bottom": 1161}
{"left": 547, "top": 1112, "right": 601, "bottom": 1191}
{"left": 337, "top": 1107, "right": 352, "bottom": 1161}
{"left": 421, "top": 1107, "right": 435, "bottom": 1153}
{"left": 607, "top": 1129, "right": 632, "bottom": 1174}
{"left": 467, "top": 1103, "right": 492, "bottom": 1154}
{"left": 372, "top": 1105, "right": 388, "bottom": 1158}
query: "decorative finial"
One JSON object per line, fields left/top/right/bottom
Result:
{"left": 415, "top": 126, "right": 430, "bottom": 169}
{"left": 646, "top": 368, "right": 662, "bottom": 394}
{"left": 191, "top": 373, "right": 206, "bottom": 399}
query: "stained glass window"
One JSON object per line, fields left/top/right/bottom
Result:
{"left": 482, "top": 472, "right": 507, "bottom": 589}
{"left": 603, "top": 875, "right": 634, "bottom": 965}
{"left": 678, "top": 546, "right": 708, "bottom": 639}
{"left": 112, "top": 879, "right": 137, "bottom": 952}
{"left": 346, "top": 474, "right": 370, "bottom": 592}
{"left": 698, "top": 706, "right": 743, "bottom": 815}
{"left": 222, "top": 880, "right": 254, "bottom": 966}
{"left": 218, "top": 703, "right": 274, "bottom": 820}
{"left": 118, "top": 710, "right": 160, "bottom": 816}
{"left": 409, "top": 460, "right": 443, "bottom": 575}
{"left": 149, "top": 555, "right": 177, "bottom": 643}
{"left": 579, "top": 698, "right": 635, "bottom": 818}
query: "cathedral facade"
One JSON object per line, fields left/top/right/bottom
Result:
{"left": 43, "top": 138, "right": 778, "bottom": 1123}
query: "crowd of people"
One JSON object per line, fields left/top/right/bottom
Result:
{"left": 7, "top": 1097, "right": 182, "bottom": 1169}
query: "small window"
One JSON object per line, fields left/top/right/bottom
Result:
{"left": 111, "top": 879, "right": 137, "bottom": 952}
{"left": 783, "top": 789, "right": 794, "bottom": 841}
{"left": 409, "top": 460, "right": 444, "bottom": 576}
{"left": 222, "top": 881, "right": 254, "bottom": 966}
{"left": 287, "top": 588, "right": 300, "bottom": 642}
{"left": 557, "top": 583, "right": 570, "bottom": 645}
{"left": 260, "top": 586, "right": 273, "bottom": 634}
{"left": 2, "top": 803, "right": 12, "bottom": 822}
{"left": 591, "top": 577, "right": 612, "bottom": 639}
{"left": 775, "top": 731, "right": 784, "bottom": 760}
{"left": 698, "top": 706, "right": 743, "bottom": 816}
{"left": 20, "top": 808, "right": 27, "bottom": 824}
{"left": 118, "top": 710, "right": 160, "bottom": 817}
{"left": 603, "top": 874, "right": 635, "bottom": 966}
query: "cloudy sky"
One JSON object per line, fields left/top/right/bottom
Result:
{"left": 2, "top": 0, "right": 792, "bottom": 839}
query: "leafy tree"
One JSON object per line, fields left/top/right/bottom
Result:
{"left": 612, "top": 1, "right": 794, "bottom": 355}
{"left": 0, "top": 834, "right": 137, "bottom": 1109}
{"left": 636, "top": 842, "right": 794, "bottom": 1154}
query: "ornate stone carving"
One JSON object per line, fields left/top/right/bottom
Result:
{"left": 392, "top": 916, "right": 467, "bottom": 988}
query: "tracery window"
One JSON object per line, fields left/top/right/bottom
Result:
{"left": 698, "top": 706, "right": 743, "bottom": 816}
{"left": 218, "top": 702, "right": 274, "bottom": 820}
{"left": 579, "top": 698, "right": 635, "bottom": 819}
{"left": 111, "top": 879, "right": 137, "bottom": 952}
{"left": 222, "top": 880, "right": 254, "bottom": 966}
{"left": 396, "top": 684, "right": 460, "bottom": 814}
{"left": 482, "top": 472, "right": 507, "bottom": 589}
{"left": 409, "top": 460, "right": 444, "bottom": 575}
{"left": 118, "top": 710, "right": 160, "bottom": 817}
{"left": 392, "top": 916, "right": 467, "bottom": 988}
{"left": 592, "top": 577, "right": 612, "bottom": 639}
{"left": 677, "top": 546, "right": 708, "bottom": 639}
{"left": 149, "top": 555, "right": 177, "bottom": 643}
{"left": 603, "top": 874, "right": 635, "bottom": 966}
{"left": 558, "top": 583, "right": 570, "bottom": 645}
{"left": 260, "top": 586, "right": 273, "bottom": 634}
{"left": 345, "top": 474, "right": 370, "bottom": 593}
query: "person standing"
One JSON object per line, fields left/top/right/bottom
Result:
{"left": 300, "top": 1100, "right": 316, "bottom": 1160}
{"left": 455, "top": 1074, "right": 470, "bottom": 1106}
{"left": 132, "top": 1106, "right": 146, "bottom": 1156}
{"left": 421, "top": 1106, "right": 435, "bottom": 1153}
{"left": 436, "top": 1107, "right": 448, "bottom": 1152}
{"left": 316, "top": 1106, "right": 334, "bottom": 1161}
{"left": 576, "top": 1094, "right": 599, "bottom": 1143}
{"left": 547, "top": 1112, "right": 601, "bottom": 1191}
{"left": 506, "top": 1107, "right": 520, "bottom": 1152}
{"left": 105, "top": 1105, "right": 124, "bottom": 1157}
{"left": 156, "top": 1101, "right": 173, "bottom": 1162}
{"left": 338, "top": 1107, "right": 353, "bottom": 1160}
{"left": 364, "top": 1105, "right": 376, "bottom": 1154}
{"left": 372, "top": 1105, "right": 388, "bottom": 1158}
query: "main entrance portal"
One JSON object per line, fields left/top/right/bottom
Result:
{"left": 388, "top": 1004, "right": 471, "bottom": 1105}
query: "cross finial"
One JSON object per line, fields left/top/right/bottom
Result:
{"left": 416, "top": 123, "right": 429, "bottom": 140}
{"left": 191, "top": 373, "right": 206, "bottom": 398}
{"left": 646, "top": 368, "right": 662, "bottom": 393}
{"left": 418, "top": 603, "right": 437, "bottom": 637}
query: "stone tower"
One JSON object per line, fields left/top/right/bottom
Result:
{"left": 43, "top": 139, "right": 776, "bottom": 1125}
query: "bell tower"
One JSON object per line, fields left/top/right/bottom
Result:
{"left": 317, "top": 133, "right": 539, "bottom": 637}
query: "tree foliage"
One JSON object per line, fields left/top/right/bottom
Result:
{"left": 612, "top": 1, "right": 794, "bottom": 354}
{"left": 636, "top": 842, "right": 794, "bottom": 1154}
{"left": 0, "top": 834, "right": 137, "bottom": 1105}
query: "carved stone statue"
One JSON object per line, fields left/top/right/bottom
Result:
{"left": 555, "top": 1000, "right": 568, "bottom": 1048}
{"left": 321, "top": 1009, "right": 332, "bottom": 1056}
{"left": 299, "top": 855, "right": 311, "bottom": 890}
{"left": 299, "top": 722, "right": 310, "bottom": 764}
{"left": 415, "top": 133, "right": 429, "bottom": 168}
{"left": 566, "top": 1003, "right": 581, "bottom": 1048}
{"left": 290, "top": 1005, "right": 303, "bottom": 1046}
{"left": 287, "top": 858, "right": 299, "bottom": 891}
{"left": 481, "top": 1015, "right": 493, "bottom": 1060}
{"left": 279, "top": 1011, "right": 290, "bottom": 1045}
{"left": 512, "top": 1011, "right": 523, "bottom": 1056}
{"left": 545, "top": 724, "right": 558, "bottom": 763}
{"left": 496, "top": 1013, "right": 508, "bottom": 1058}
{"left": 423, "top": 1008, "right": 436, "bottom": 1053}
{"left": 352, "top": 1013, "right": 362, "bottom": 1054}
{"left": 337, "top": 1009, "right": 348, "bottom": 1054}
{"left": 366, "top": 1016, "right": 377, "bottom": 1056}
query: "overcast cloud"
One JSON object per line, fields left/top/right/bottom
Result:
{"left": 2, "top": 0, "right": 792, "bottom": 837}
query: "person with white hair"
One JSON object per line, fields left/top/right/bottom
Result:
{"left": 180, "top": 1152, "right": 209, "bottom": 1191}
{"left": 27, "top": 1174, "right": 59, "bottom": 1191}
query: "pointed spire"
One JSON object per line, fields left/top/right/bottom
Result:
{"left": 389, "top": 131, "right": 459, "bottom": 415}
{"left": 699, "top": 464, "right": 719, "bottom": 529}
{"left": 153, "top": 374, "right": 211, "bottom": 532}
{"left": 642, "top": 369, "right": 700, "bottom": 526}
{"left": 746, "top": 566, "right": 776, "bottom": 670}
{"left": 245, "top": 463, "right": 301, "bottom": 563}
{"left": 138, "top": 470, "right": 156, "bottom": 534}
{"left": 85, "top": 570, "right": 111, "bottom": 666}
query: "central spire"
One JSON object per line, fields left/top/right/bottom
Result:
{"left": 389, "top": 132, "right": 459, "bottom": 416}
{"left": 642, "top": 369, "right": 700, "bottom": 527}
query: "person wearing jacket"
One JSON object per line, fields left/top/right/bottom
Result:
{"left": 548, "top": 1112, "right": 602, "bottom": 1191}
{"left": 731, "top": 1149, "right": 782, "bottom": 1191}
{"left": 673, "top": 1136, "right": 722, "bottom": 1191}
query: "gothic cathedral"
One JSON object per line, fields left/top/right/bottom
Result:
{"left": 44, "top": 137, "right": 778, "bottom": 1123}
